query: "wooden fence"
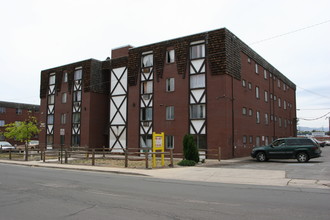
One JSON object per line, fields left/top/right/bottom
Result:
{"left": 1, "top": 146, "right": 222, "bottom": 168}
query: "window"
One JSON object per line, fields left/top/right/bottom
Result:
{"left": 60, "top": 114, "right": 66, "bottom": 125}
{"left": 47, "top": 115, "right": 54, "bottom": 124}
{"left": 242, "top": 107, "right": 247, "bottom": 115}
{"left": 0, "top": 120, "right": 5, "bottom": 126}
{"left": 73, "top": 91, "right": 81, "bottom": 102}
{"left": 284, "top": 119, "right": 287, "bottom": 128}
{"left": 247, "top": 58, "right": 251, "bottom": 63}
{"left": 48, "top": 94, "right": 55, "bottom": 104}
{"left": 166, "top": 78, "right": 175, "bottom": 92}
{"left": 255, "top": 86, "right": 260, "bottom": 99}
{"left": 248, "top": 82, "right": 252, "bottom": 90}
{"left": 49, "top": 73, "right": 55, "bottom": 85}
{"left": 256, "top": 136, "right": 261, "bottom": 146}
{"left": 264, "top": 70, "right": 267, "bottom": 79}
{"left": 72, "top": 134, "right": 80, "bottom": 146}
{"left": 265, "top": 113, "right": 269, "bottom": 125}
{"left": 72, "top": 113, "right": 80, "bottom": 124}
{"left": 0, "top": 107, "right": 6, "bottom": 113}
{"left": 242, "top": 80, "right": 246, "bottom": 87}
{"left": 166, "top": 50, "right": 175, "bottom": 63}
{"left": 190, "top": 44, "right": 205, "bottom": 59}
{"left": 61, "top": 93, "right": 67, "bottom": 103}
{"left": 141, "top": 81, "right": 153, "bottom": 94}
{"left": 74, "top": 68, "right": 82, "bottom": 80}
{"left": 279, "top": 117, "right": 282, "bottom": 127}
{"left": 165, "top": 135, "right": 174, "bottom": 149}
{"left": 265, "top": 136, "right": 269, "bottom": 145}
{"left": 193, "top": 134, "right": 206, "bottom": 149}
{"left": 63, "top": 72, "right": 68, "bottom": 83}
{"left": 264, "top": 91, "right": 268, "bottom": 102}
{"left": 249, "top": 136, "right": 253, "bottom": 144}
{"left": 141, "top": 108, "right": 152, "bottom": 121}
{"left": 190, "top": 104, "right": 205, "bottom": 119}
{"left": 249, "top": 109, "right": 253, "bottom": 116}
{"left": 166, "top": 106, "right": 174, "bottom": 120}
{"left": 16, "top": 108, "right": 22, "bottom": 115}
{"left": 255, "top": 64, "right": 259, "bottom": 74}
{"left": 190, "top": 74, "right": 205, "bottom": 88}
{"left": 142, "top": 53, "right": 153, "bottom": 67}
{"left": 243, "top": 136, "right": 247, "bottom": 144}
{"left": 47, "top": 135, "right": 54, "bottom": 146}
{"left": 284, "top": 100, "right": 287, "bottom": 110}
{"left": 278, "top": 98, "right": 281, "bottom": 108}
{"left": 277, "top": 79, "right": 281, "bottom": 88}
{"left": 256, "top": 111, "right": 260, "bottom": 124}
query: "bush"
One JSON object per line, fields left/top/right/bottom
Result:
{"left": 177, "top": 159, "right": 196, "bottom": 166}
{"left": 183, "top": 134, "right": 199, "bottom": 163}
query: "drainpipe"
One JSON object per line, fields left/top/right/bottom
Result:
{"left": 231, "top": 76, "right": 235, "bottom": 158}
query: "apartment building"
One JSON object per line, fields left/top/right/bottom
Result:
{"left": 39, "top": 28, "right": 296, "bottom": 158}
{"left": 0, "top": 101, "right": 40, "bottom": 144}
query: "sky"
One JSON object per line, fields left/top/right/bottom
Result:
{"left": 0, "top": 0, "right": 329, "bottom": 130}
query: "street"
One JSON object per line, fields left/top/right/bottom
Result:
{"left": 0, "top": 163, "right": 329, "bottom": 220}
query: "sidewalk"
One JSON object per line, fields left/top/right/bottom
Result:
{"left": 1, "top": 159, "right": 329, "bottom": 189}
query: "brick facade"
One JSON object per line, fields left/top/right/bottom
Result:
{"left": 39, "top": 28, "right": 297, "bottom": 159}
{"left": 0, "top": 101, "right": 40, "bottom": 145}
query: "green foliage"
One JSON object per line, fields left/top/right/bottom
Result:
{"left": 3, "top": 117, "right": 40, "bottom": 145}
{"left": 177, "top": 159, "right": 196, "bottom": 166}
{"left": 183, "top": 134, "right": 199, "bottom": 163}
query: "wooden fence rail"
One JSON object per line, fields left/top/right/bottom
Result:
{"left": 1, "top": 146, "right": 222, "bottom": 168}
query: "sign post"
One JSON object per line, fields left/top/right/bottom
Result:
{"left": 152, "top": 132, "right": 165, "bottom": 168}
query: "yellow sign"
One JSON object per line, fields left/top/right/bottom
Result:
{"left": 152, "top": 132, "right": 165, "bottom": 168}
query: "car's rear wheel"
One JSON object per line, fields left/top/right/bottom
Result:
{"left": 296, "top": 152, "right": 309, "bottom": 163}
{"left": 256, "top": 152, "right": 267, "bottom": 162}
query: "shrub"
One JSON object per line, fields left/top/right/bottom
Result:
{"left": 183, "top": 134, "right": 199, "bottom": 163}
{"left": 177, "top": 159, "right": 196, "bottom": 166}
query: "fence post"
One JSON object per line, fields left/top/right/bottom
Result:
{"left": 103, "top": 146, "right": 105, "bottom": 159}
{"left": 218, "top": 147, "right": 221, "bottom": 161}
{"left": 65, "top": 149, "right": 68, "bottom": 164}
{"left": 9, "top": 148, "right": 12, "bottom": 160}
{"left": 43, "top": 150, "right": 46, "bottom": 162}
{"left": 145, "top": 151, "right": 149, "bottom": 169}
{"left": 25, "top": 147, "right": 28, "bottom": 161}
{"left": 92, "top": 149, "right": 95, "bottom": 166}
{"left": 40, "top": 149, "right": 43, "bottom": 161}
{"left": 125, "top": 150, "right": 128, "bottom": 168}
{"left": 169, "top": 149, "right": 174, "bottom": 168}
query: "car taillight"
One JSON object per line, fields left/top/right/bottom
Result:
{"left": 311, "top": 146, "right": 319, "bottom": 150}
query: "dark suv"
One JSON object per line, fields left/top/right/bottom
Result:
{"left": 251, "top": 137, "right": 322, "bottom": 163}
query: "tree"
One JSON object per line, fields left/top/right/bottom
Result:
{"left": 182, "top": 134, "right": 199, "bottom": 163}
{"left": 3, "top": 117, "right": 40, "bottom": 161}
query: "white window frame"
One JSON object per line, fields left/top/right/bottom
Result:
{"left": 165, "top": 135, "right": 174, "bottom": 149}
{"left": 166, "top": 78, "right": 175, "bottom": 92}
{"left": 190, "top": 74, "right": 205, "bottom": 88}
{"left": 166, "top": 50, "right": 175, "bottom": 63}
{"left": 166, "top": 106, "right": 174, "bottom": 120}
{"left": 61, "top": 92, "right": 67, "bottom": 104}
{"left": 190, "top": 104, "right": 205, "bottom": 119}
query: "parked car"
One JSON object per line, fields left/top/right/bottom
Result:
{"left": 251, "top": 137, "right": 322, "bottom": 163}
{"left": 0, "top": 141, "right": 16, "bottom": 152}
{"left": 16, "top": 140, "right": 39, "bottom": 151}
{"left": 325, "top": 140, "right": 330, "bottom": 146}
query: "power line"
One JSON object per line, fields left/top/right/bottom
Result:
{"left": 299, "top": 112, "right": 330, "bottom": 121}
{"left": 250, "top": 19, "right": 330, "bottom": 45}
{"left": 297, "top": 86, "right": 330, "bottom": 100}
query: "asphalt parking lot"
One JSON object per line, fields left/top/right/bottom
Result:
{"left": 210, "top": 146, "right": 330, "bottom": 181}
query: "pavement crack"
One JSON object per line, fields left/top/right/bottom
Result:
{"left": 286, "top": 179, "right": 292, "bottom": 186}
{"left": 65, "top": 204, "right": 97, "bottom": 217}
